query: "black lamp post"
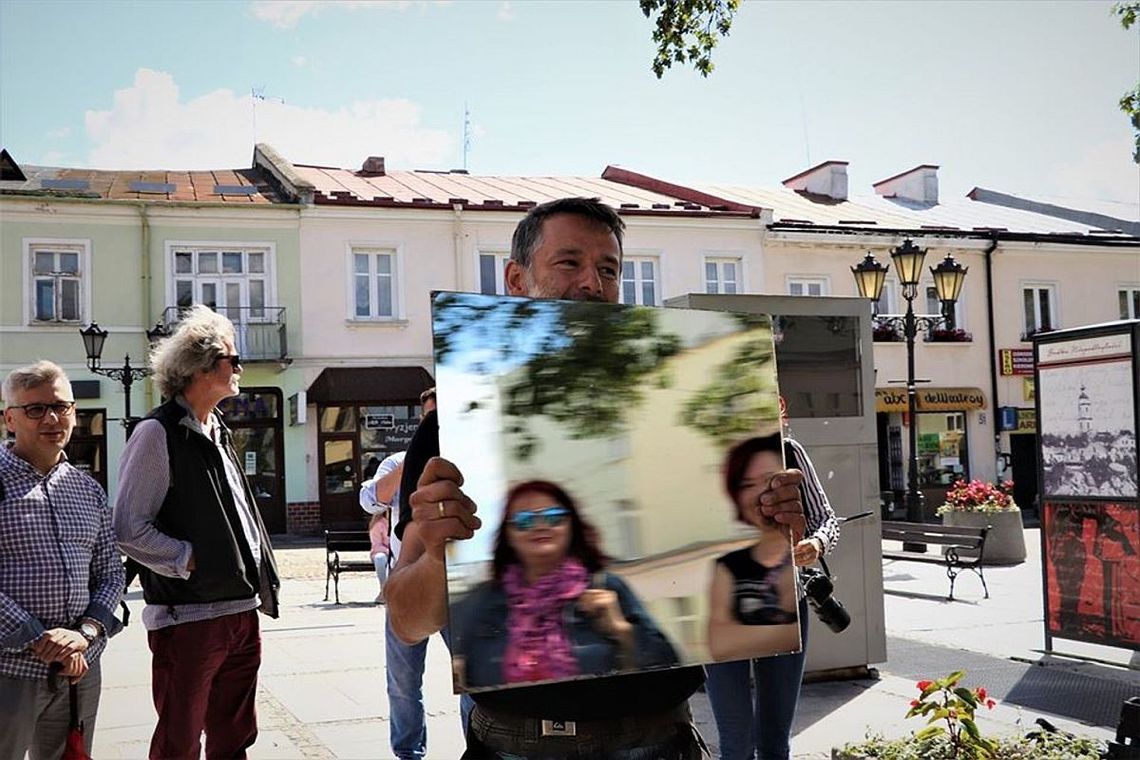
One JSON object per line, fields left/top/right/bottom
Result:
{"left": 79, "top": 321, "right": 169, "bottom": 432}
{"left": 853, "top": 239, "right": 968, "bottom": 551}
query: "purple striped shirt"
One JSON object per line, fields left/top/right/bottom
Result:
{"left": 0, "top": 444, "right": 124, "bottom": 680}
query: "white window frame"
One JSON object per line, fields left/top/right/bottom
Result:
{"left": 1119, "top": 285, "right": 1140, "bottom": 320}
{"left": 923, "top": 280, "right": 965, "bottom": 329}
{"left": 23, "top": 238, "right": 92, "bottom": 326}
{"left": 615, "top": 499, "right": 644, "bottom": 559}
{"left": 786, "top": 275, "right": 830, "bottom": 297}
{"left": 165, "top": 241, "right": 277, "bottom": 320}
{"left": 671, "top": 596, "right": 700, "bottom": 648}
{"left": 346, "top": 243, "right": 403, "bottom": 321}
{"left": 621, "top": 254, "right": 661, "bottom": 306}
{"left": 703, "top": 254, "right": 743, "bottom": 295}
{"left": 475, "top": 248, "right": 510, "bottom": 296}
{"left": 1021, "top": 281, "right": 1059, "bottom": 338}
{"left": 873, "top": 277, "right": 898, "bottom": 316}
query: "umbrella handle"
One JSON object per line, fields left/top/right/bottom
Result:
{"left": 69, "top": 682, "right": 80, "bottom": 729}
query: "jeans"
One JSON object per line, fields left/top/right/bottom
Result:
{"left": 704, "top": 598, "right": 809, "bottom": 760}
{"left": 385, "top": 618, "right": 474, "bottom": 760}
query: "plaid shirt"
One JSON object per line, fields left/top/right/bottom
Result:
{"left": 0, "top": 444, "right": 125, "bottom": 680}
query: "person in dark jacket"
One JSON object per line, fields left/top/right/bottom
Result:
{"left": 452, "top": 480, "right": 678, "bottom": 690}
{"left": 114, "top": 304, "right": 280, "bottom": 760}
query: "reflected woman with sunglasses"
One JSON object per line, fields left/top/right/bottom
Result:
{"left": 452, "top": 479, "right": 678, "bottom": 690}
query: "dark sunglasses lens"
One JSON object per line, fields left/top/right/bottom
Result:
{"left": 512, "top": 512, "right": 535, "bottom": 530}
{"left": 540, "top": 507, "right": 568, "bottom": 526}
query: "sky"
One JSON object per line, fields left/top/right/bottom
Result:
{"left": 1, "top": 0, "right": 1137, "bottom": 204}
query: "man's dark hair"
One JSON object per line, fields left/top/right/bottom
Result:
{"left": 510, "top": 197, "right": 625, "bottom": 267}
{"left": 492, "top": 479, "right": 608, "bottom": 583}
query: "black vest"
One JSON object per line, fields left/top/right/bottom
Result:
{"left": 137, "top": 399, "right": 279, "bottom": 617}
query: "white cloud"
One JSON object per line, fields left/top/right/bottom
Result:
{"left": 290, "top": 55, "right": 307, "bottom": 67}
{"left": 497, "top": 1, "right": 514, "bottom": 21}
{"left": 249, "top": 0, "right": 455, "bottom": 29}
{"left": 83, "top": 68, "right": 453, "bottom": 170}
{"left": 46, "top": 127, "right": 71, "bottom": 140}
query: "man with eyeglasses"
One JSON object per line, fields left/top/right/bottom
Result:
{"left": 0, "top": 360, "right": 125, "bottom": 759}
{"left": 115, "top": 305, "right": 279, "bottom": 760}
{"left": 387, "top": 198, "right": 809, "bottom": 759}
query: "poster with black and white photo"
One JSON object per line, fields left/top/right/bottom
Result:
{"left": 1038, "top": 333, "right": 1138, "bottom": 499}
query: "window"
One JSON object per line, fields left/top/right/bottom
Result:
{"left": 873, "top": 278, "right": 897, "bottom": 316}
{"left": 352, "top": 248, "right": 397, "bottom": 319}
{"left": 671, "top": 597, "right": 700, "bottom": 648}
{"left": 704, "top": 257, "right": 740, "bottom": 295}
{"left": 615, "top": 499, "right": 643, "bottom": 559}
{"left": 477, "top": 251, "right": 510, "bottom": 295}
{"left": 1119, "top": 287, "right": 1140, "bottom": 320}
{"left": 787, "top": 276, "right": 828, "bottom": 297}
{"left": 924, "top": 284, "right": 963, "bottom": 329}
{"left": 171, "top": 244, "right": 273, "bottom": 321}
{"left": 1023, "top": 284, "right": 1057, "bottom": 338}
{"left": 621, "top": 257, "right": 659, "bottom": 306}
{"left": 26, "top": 240, "right": 88, "bottom": 324}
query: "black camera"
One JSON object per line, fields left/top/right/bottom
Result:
{"left": 800, "top": 564, "right": 851, "bottom": 634}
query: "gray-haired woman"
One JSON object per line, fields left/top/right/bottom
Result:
{"left": 113, "top": 304, "right": 279, "bottom": 760}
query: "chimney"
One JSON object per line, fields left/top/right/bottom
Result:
{"left": 360, "top": 156, "right": 386, "bottom": 176}
{"left": 781, "top": 160, "right": 848, "bottom": 200}
{"left": 873, "top": 164, "right": 939, "bottom": 204}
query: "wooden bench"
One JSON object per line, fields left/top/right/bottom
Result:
{"left": 881, "top": 521, "right": 990, "bottom": 601}
{"left": 324, "top": 530, "right": 374, "bottom": 604}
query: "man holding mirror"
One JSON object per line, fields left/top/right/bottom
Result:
{"left": 386, "top": 197, "right": 809, "bottom": 759}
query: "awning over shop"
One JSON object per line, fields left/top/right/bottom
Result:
{"left": 306, "top": 366, "right": 434, "bottom": 404}
{"left": 875, "top": 387, "right": 987, "bottom": 413}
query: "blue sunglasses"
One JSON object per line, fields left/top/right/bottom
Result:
{"left": 508, "top": 506, "right": 570, "bottom": 531}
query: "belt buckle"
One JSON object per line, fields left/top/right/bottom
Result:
{"left": 541, "top": 719, "right": 576, "bottom": 737}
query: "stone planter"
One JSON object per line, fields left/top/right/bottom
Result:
{"left": 942, "top": 509, "right": 1027, "bottom": 565}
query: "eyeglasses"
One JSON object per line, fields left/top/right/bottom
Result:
{"left": 216, "top": 354, "right": 242, "bottom": 370}
{"left": 508, "top": 505, "right": 570, "bottom": 531}
{"left": 7, "top": 402, "right": 76, "bottom": 419}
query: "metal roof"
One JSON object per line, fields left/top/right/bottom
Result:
{"left": 294, "top": 165, "right": 748, "bottom": 216}
{"left": 0, "top": 162, "right": 284, "bottom": 204}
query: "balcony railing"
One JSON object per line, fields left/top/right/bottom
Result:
{"left": 160, "top": 306, "right": 288, "bottom": 362}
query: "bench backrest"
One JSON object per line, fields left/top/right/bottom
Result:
{"left": 881, "top": 520, "right": 988, "bottom": 549}
{"left": 324, "top": 530, "right": 372, "bottom": 554}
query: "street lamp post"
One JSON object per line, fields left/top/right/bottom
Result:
{"left": 852, "top": 239, "right": 968, "bottom": 552}
{"left": 79, "top": 321, "right": 169, "bottom": 433}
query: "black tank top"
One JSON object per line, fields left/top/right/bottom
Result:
{"left": 718, "top": 547, "right": 796, "bottom": 625}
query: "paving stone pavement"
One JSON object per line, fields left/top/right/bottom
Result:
{"left": 90, "top": 529, "right": 1132, "bottom": 759}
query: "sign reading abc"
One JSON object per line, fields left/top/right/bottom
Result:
{"left": 875, "top": 387, "right": 987, "bottom": 413}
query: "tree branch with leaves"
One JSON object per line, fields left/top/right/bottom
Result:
{"left": 641, "top": 0, "right": 741, "bottom": 78}
{"left": 1114, "top": 2, "right": 1140, "bottom": 163}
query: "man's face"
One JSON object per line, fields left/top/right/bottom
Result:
{"left": 505, "top": 213, "right": 622, "bottom": 304}
{"left": 421, "top": 396, "right": 437, "bottom": 419}
{"left": 3, "top": 377, "right": 76, "bottom": 467}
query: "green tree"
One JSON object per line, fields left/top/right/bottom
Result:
{"left": 640, "top": 0, "right": 741, "bottom": 78}
{"left": 1114, "top": 2, "right": 1140, "bottom": 162}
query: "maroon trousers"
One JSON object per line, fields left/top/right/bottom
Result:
{"left": 147, "top": 610, "right": 261, "bottom": 760}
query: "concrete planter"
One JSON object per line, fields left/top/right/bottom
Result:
{"left": 942, "top": 509, "right": 1027, "bottom": 565}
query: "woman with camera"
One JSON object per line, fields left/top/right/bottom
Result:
{"left": 705, "top": 433, "right": 839, "bottom": 760}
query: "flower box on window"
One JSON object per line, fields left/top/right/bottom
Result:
{"left": 872, "top": 324, "right": 901, "bottom": 342}
{"left": 927, "top": 327, "right": 972, "bottom": 343}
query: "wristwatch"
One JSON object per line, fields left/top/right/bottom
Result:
{"left": 78, "top": 621, "right": 100, "bottom": 644}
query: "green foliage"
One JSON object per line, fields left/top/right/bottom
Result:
{"left": 678, "top": 330, "right": 779, "bottom": 447}
{"left": 640, "top": 0, "right": 740, "bottom": 78}
{"left": 840, "top": 670, "right": 1107, "bottom": 759}
{"left": 1113, "top": 2, "right": 1140, "bottom": 162}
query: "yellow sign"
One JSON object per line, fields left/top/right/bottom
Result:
{"left": 875, "top": 387, "right": 987, "bottom": 413}
{"left": 1023, "top": 378, "right": 1035, "bottom": 402}
{"left": 1015, "top": 408, "right": 1037, "bottom": 434}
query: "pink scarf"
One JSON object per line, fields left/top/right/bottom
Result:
{"left": 501, "top": 558, "right": 589, "bottom": 684}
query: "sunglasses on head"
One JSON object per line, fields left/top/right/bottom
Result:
{"left": 215, "top": 354, "right": 242, "bottom": 370}
{"left": 508, "top": 505, "right": 570, "bottom": 531}
{"left": 7, "top": 402, "right": 75, "bottom": 419}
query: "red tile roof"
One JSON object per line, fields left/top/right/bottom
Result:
{"left": 1, "top": 164, "right": 284, "bottom": 204}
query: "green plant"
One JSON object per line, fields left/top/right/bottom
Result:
{"left": 936, "top": 479, "right": 1019, "bottom": 516}
{"left": 906, "top": 671, "right": 997, "bottom": 758}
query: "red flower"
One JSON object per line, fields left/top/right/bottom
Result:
{"left": 986, "top": 699, "right": 996, "bottom": 709}
{"left": 917, "top": 680, "right": 933, "bottom": 691}
{"left": 910, "top": 699, "right": 921, "bottom": 707}
{"left": 975, "top": 687, "right": 987, "bottom": 701}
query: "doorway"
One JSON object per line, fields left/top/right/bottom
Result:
{"left": 218, "top": 388, "right": 286, "bottom": 534}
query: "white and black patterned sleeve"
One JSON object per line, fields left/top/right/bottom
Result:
{"left": 788, "top": 438, "right": 840, "bottom": 554}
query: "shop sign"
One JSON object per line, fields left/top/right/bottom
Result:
{"left": 875, "top": 387, "right": 987, "bottom": 413}
{"left": 998, "top": 406, "right": 1018, "bottom": 432}
{"left": 363, "top": 413, "right": 395, "bottom": 430}
{"left": 999, "top": 348, "right": 1035, "bottom": 376}
{"left": 1023, "top": 378, "right": 1035, "bottom": 402}
{"left": 1016, "top": 408, "right": 1036, "bottom": 433}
